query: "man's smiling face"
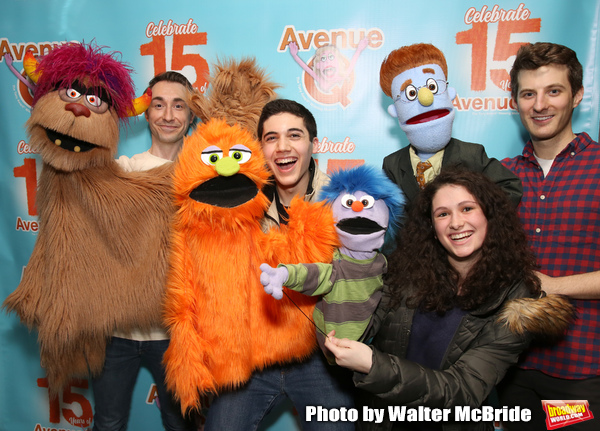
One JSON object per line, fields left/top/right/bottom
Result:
{"left": 515, "top": 64, "right": 583, "bottom": 152}
{"left": 260, "top": 112, "right": 316, "bottom": 201}
{"left": 145, "top": 80, "right": 193, "bottom": 147}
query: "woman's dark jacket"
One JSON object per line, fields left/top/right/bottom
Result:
{"left": 353, "top": 281, "right": 573, "bottom": 431}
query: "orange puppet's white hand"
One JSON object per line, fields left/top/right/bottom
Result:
{"left": 259, "top": 263, "right": 288, "bottom": 300}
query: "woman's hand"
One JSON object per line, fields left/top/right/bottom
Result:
{"left": 324, "top": 330, "right": 373, "bottom": 374}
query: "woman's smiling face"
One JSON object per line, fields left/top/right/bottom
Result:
{"left": 431, "top": 184, "right": 488, "bottom": 277}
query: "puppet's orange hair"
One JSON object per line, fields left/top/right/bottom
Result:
{"left": 380, "top": 43, "right": 448, "bottom": 97}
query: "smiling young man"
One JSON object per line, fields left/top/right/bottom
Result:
{"left": 258, "top": 98, "right": 329, "bottom": 228}
{"left": 93, "top": 71, "right": 196, "bottom": 431}
{"left": 500, "top": 42, "right": 600, "bottom": 430}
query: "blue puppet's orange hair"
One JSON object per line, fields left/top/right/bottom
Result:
{"left": 319, "top": 165, "right": 406, "bottom": 251}
{"left": 32, "top": 41, "right": 135, "bottom": 120}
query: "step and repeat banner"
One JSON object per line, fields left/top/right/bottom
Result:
{"left": 1, "top": 1, "right": 599, "bottom": 430}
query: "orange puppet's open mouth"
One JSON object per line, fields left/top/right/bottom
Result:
{"left": 406, "top": 109, "right": 450, "bottom": 125}
{"left": 189, "top": 174, "right": 259, "bottom": 208}
{"left": 45, "top": 129, "right": 98, "bottom": 153}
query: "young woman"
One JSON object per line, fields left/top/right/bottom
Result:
{"left": 325, "top": 168, "right": 573, "bottom": 431}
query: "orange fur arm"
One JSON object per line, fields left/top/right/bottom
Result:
{"left": 284, "top": 197, "right": 339, "bottom": 262}
{"left": 163, "top": 229, "right": 217, "bottom": 413}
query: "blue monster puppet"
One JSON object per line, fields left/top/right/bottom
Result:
{"left": 260, "top": 165, "right": 405, "bottom": 356}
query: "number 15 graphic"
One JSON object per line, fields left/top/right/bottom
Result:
{"left": 141, "top": 32, "right": 209, "bottom": 91}
{"left": 457, "top": 18, "right": 541, "bottom": 92}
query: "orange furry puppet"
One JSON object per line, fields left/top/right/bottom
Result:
{"left": 163, "top": 117, "right": 339, "bottom": 413}
{"left": 3, "top": 42, "right": 172, "bottom": 394}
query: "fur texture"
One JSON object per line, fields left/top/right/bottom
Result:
{"left": 26, "top": 91, "right": 121, "bottom": 171}
{"left": 4, "top": 163, "right": 174, "bottom": 393}
{"left": 3, "top": 42, "right": 173, "bottom": 394}
{"left": 189, "top": 57, "right": 279, "bottom": 137}
{"left": 497, "top": 294, "right": 575, "bottom": 340}
{"left": 163, "top": 119, "right": 338, "bottom": 413}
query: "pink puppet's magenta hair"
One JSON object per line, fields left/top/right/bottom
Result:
{"left": 32, "top": 41, "right": 136, "bottom": 120}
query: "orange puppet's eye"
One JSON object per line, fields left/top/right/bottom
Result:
{"left": 229, "top": 146, "right": 252, "bottom": 164}
{"left": 201, "top": 146, "right": 224, "bottom": 165}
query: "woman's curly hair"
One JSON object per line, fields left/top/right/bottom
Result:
{"left": 387, "top": 167, "right": 539, "bottom": 313}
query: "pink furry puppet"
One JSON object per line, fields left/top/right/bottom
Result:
{"left": 3, "top": 42, "right": 173, "bottom": 394}
{"left": 162, "top": 60, "right": 339, "bottom": 413}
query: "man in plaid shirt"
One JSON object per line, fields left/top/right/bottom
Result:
{"left": 499, "top": 42, "right": 600, "bottom": 430}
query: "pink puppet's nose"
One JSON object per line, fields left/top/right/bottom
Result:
{"left": 65, "top": 103, "right": 91, "bottom": 118}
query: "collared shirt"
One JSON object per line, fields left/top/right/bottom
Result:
{"left": 502, "top": 132, "right": 600, "bottom": 379}
{"left": 274, "top": 160, "right": 316, "bottom": 225}
{"left": 409, "top": 145, "right": 445, "bottom": 186}
{"left": 262, "top": 158, "right": 319, "bottom": 227}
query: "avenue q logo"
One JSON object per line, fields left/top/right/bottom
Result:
{"left": 542, "top": 400, "right": 594, "bottom": 429}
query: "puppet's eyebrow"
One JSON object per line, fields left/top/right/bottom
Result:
{"left": 230, "top": 144, "right": 251, "bottom": 153}
{"left": 400, "top": 79, "right": 412, "bottom": 92}
{"left": 422, "top": 67, "right": 435, "bottom": 74}
{"left": 202, "top": 145, "right": 222, "bottom": 154}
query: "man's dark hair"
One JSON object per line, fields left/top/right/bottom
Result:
{"left": 510, "top": 42, "right": 583, "bottom": 100}
{"left": 257, "top": 99, "right": 317, "bottom": 142}
{"left": 147, "top": 71, "right": 194, "bottom": 93}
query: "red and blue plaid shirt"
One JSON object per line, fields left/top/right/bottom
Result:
{"left": 503, "top": 132, "right": 600, "bottom": 379}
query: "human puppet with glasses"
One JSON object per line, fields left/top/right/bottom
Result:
{"left": 379, "top": 43, "right": 522, "bottom": 207}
